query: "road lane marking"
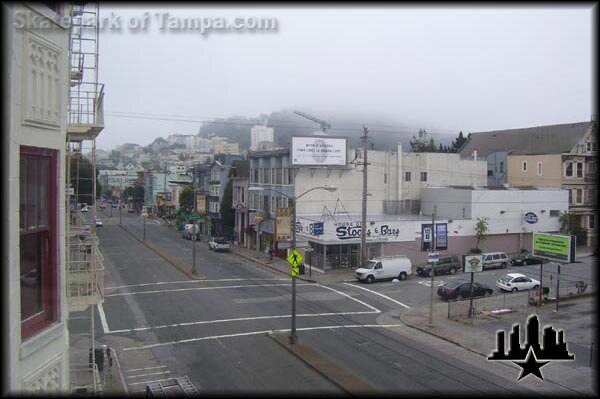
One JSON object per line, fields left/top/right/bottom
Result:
{"left": 122, "top": 324, "right": 406, "bottom": 351}
{"left": 107, "top": 311, "right": 380, "bottom": 334}
{"left": 318, "top": 284, "right": 381, "bottom": 312}
{"left": 97, "top": 302, "right": 110, "bottom": 333}
{"left": 105, "top": 283, "right": 311, "bottom": 297}
{"left": 126, "top": 371, "right": 171, "bottom": 379}
{"left": 342, "top": 283, "right": 412, "bottom": 309}
{"left": 105, "top": 278, "right": 288, "bottom": 291}
{"left": 125, "top": 365, "right": 168, "bottom": 372}
{"left": 128, "top": 377, "right": 174, "bottom": 386}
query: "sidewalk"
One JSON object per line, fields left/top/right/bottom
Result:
{"left": 400, "top": 293, "right": 597, "bottom": 395}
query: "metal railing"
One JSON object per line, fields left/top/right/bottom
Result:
{"left": 68, "top": 82, "right": 104, "bottom": 127}
{"left": 66, "top": 232, "right": 105, "bottom": 309}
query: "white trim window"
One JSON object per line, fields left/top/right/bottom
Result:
{"left": 537, "top": 162, "right": 543, "bottom": 176}
{"left": 589, "top": 215, "right": 596, "bottom": 229}
{"left": 522, "top": 161, "right": 527, "bottom": 172}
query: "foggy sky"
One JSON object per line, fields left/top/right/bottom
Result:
{"left": 96, "top": 5, "right": 594, "bottom": 151}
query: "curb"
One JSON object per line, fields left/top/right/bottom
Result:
{"left": 118, "top": 224, "right": 207, "bottom": 281}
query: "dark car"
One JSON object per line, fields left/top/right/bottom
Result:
{"left": 437, "top": 280, "right": 494, "bottom": 300}
{"left": 128, "top": 208, "right": 136, "bottom": 213}
{"left": 416, "top": 255, "right": 461, "bottom": 277}
{"left": 510, "top": 251, "right": 546, "bottom": 266}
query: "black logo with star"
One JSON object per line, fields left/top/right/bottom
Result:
{"left": 487, "top": 314, "right": 574, "bottom": 381}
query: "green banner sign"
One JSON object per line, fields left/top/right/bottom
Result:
{"left": 532, "top": 233, "right": 574, "bottom": 263}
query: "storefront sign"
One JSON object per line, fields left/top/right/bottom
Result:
{"left": 524, "top": 212, "right": 538, "bottom": 224}
{"left": 276, "top": 208, "right": 292, "bottom": 241}
{"left": 295, "top": 218, "right": 416, "bottom": 243}
{"left": 313, "top": 222, "right": 324, "bottom": 236}
{"left": 463, "top": 254, "right": 483, "bottom": 273}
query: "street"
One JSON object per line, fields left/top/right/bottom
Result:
{"left": 87, "top": 210, "right": 590, "bottom": 394}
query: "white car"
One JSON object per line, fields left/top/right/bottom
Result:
{"left": 496, "top": 273, "right": 540, "bottom": 292}
{"left": 95, "top": 218, "right": 103, "bottom": 227}
{"left": 208, "top": 237, "right": 230, "bottom": 252}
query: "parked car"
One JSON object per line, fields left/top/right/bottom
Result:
{"left": 416, "top": 255, "right": 461, "bottom": 277}
{"left": 99, "top": 203, "right": 107, "bottom": 209}
{"left": 482, "top": 252, "right": 509, "bottom": 270}
{"left": 355, "top": 256, "right": 412, "bottom": 284}
{"left": 81, "top": 206, "right": 89, "bottom": 212}
{"left": 437, "top": 280, "right": 494, "bottom": 300}
{"left": 128, "top": 208, "right": 135, "bottom": 213}
{"left": 208, "top": 237, "right": 230, "bottom": 251}
{"left": 95, "top": 218, "right": 103, "bottom": 227}
{"left": 496, "top": 273, "right": 540, "bottom": 292}
{"left": 510, "top": 251, "right": 546, "bottom": 266}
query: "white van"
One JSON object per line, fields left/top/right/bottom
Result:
{"left": 482, "top": 252, "right": 510, "bottom": 270}
{"left": 355, "top": 256, "right": 412, "bottom": 284}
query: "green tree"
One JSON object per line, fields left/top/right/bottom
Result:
{"left": 475, "top": 217, "right": 490, "bottom": 250}
{"left": 410, "top": 129, "right": 437, "bottom": 152}
{"left": 450, "top": 131, "right": 469, "bottom": 153}
{"left": 219, "top": 179, "right": 235, "bottom": 238}
{"left": 179, "top": 186, "right": 195, "bottom": 213}
{"left": 559, "top": 211, "right": 572, "bottom": 234}
{"left": 123, "top": 184, "right": 145, "bottom": 209}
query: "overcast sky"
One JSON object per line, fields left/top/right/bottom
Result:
{"left": 96, "top": 5, "right": 595, "bottom": 151}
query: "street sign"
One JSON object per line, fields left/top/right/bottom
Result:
{"left": 313, "top": 222, "right": 324, "bottom": 236}
{"left": 287, "top": 249, "right": 304, "bottom": 267}
{"left": 290, "top": 265, "right": 299, "bottom": 277}
{"left": 427, "top": 252, "right": 439, "bottom": 263}
{"left": 463, "top": 254, "right": 483, "bottom": 273}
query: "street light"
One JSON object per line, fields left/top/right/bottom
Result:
{"left": 249, "top": 185, "right": 337, "bottom": 345}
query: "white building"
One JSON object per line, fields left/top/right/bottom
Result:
{"left": 250, "top": 125, "right": 274, "bottom": 150}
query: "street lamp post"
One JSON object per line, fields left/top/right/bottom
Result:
{"left": 192, "top": 222, "right": 199, "bottom": 276}
{"left": 249, "top": 185, "right": 336, "bottom": 345}
{"left": 143, "top": 213, "right": 147, "bottom": 241}
{"left": 119, "top": 200, "right": 122, "bottom": 225}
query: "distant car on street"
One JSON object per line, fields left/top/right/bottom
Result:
{"left": 496, "top": 273, "right": 540, "bottom": 292}
{"left": 95, "top": 218, "right": 103, "bottom": 227}
{"left": 437, "top": 280, "right": 494, "bottom": 300}
{"left": 81, "top": 206, "right": 89, "bottom": 212}
{"left": 128, "top": 208, "right": 135, "bottom": 213}
{"left": 208, "top": 237, "right": 230, "bottom": 252}
{"left": 99, "top": 203, "right": 107, "bottom": 209}
{"left": 510, "top": 251, "right": 546, "bottom": 266}
{"left": 182, "top": 223, "right": 200, "bottom": 241}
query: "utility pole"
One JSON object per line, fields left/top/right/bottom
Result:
{"left": 360, "top": 126, "right": 369, "bottom": 267}
{"left": 428, "top": 206, "right": 436, "bottom": 326}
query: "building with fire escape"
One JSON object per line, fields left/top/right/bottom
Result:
{"left": 3, "top": 2, "right": 105, "bottom": 394}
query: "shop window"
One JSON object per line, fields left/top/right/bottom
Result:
{"left": 20, "top": 146, "right": 58, "bottom": 340}
{"left": 549, "top": 210, "right": 560, "bottom": 217}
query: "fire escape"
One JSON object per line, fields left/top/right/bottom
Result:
{"left": 65, "top": 2, "right": 106, "bottom": 393}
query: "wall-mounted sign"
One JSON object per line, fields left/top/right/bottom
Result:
{"left": 524, "top": 212, "right": 538, "bottom": 224}
{"left": 532, "top": 232, "right": 576, "bottom": 263}
{"left": 421, "top": 223, "right": 448, "bottom": 251}
{"left": 427, "top": 252, "right": 439, "bottom": 263}
{"left": 292, "top": 137, "right": 347, "bottom": 166}
{"left": 313, "top": 222, "right": 324, "bottom": 236}
{"left": 276, "top": 208, "right": 292, "bottom": 241}
{"left": 463, "top": 254, "right": 484, "bottom": 273}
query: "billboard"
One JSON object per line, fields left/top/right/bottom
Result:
{"left": 195, "top": 193, "right": 206, "bottom": 214}
{"left": 532, "top": 233, "right": 576, "bottom": 263}
{"left": 292, "top": 137, "right": 347, "bottom": 166}
{"left": 421, "top": 223, "right": 448, "bottom": 251}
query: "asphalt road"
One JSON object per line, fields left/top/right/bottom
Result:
{"left": 89, "top": 210, "right": 586, "bottom": 394}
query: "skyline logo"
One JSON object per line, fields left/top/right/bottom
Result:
{"left": 487, "top": 314, "right": 574, "bottom": 381}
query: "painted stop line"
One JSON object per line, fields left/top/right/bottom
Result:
{"left": 417, "top": 280, "right": 446, "bottom": 287}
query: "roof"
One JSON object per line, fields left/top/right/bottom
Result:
{"left": 459, "top": 121, "right": 593, "bottom": 157}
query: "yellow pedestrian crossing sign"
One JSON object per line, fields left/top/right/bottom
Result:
{"left": 287, "top": 249, "right": 303, "bottom": 277}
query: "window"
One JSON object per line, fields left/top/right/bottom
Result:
{"left": 568, "top": 190, "right": 572, "bottom": 204}
{"left": 420, "top": 172, "right": 427, "bottom": 182}
{"left": 576, "top": 189, "right": 583, "bottom": 204}
{"left": 384, "top": 173, "right": 387, "bottom": 184}
{"left": 492, "top": 254, "right": 500, "bottom": 260}
{"left": 522, "top": 161, "right": 527, "bottom": 172}
{"left": 537, "top": 162, "right": 543, "bottom": 176}
{"left": 549, "top": 210, "right": 560, "bottom": 217}
{"left": 589, "top": 215, "right": 595, "bottom": 229}
{"left": 499, "top": 161, "right": 504, "bottom": 173}
{"left": 487, "top": 170, "right": 494, "bottom": 177}
{"left": 576, "top": 162, "right": 584, "bottom": 178}
{"left": 565, "top": 162, "right": 573, "bottom": 177}
{"left": 404, "top": 172, "right": 411, "bottom": 182}
{"left": 20, "top": 146, "right": 58, "bottom": 340}
{"left": 587, "top": 142, "right": 597, "bottom": 152}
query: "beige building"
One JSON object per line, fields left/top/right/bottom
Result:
{"left": 460, "top": 120, "right": 597, "bottom": 246}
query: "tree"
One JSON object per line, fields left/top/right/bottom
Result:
{"left": 123, "top": 184, "right": 145, "bottom": 210}
{"left": 219, "top": 179, "right": 235, "bottom": 239}
{"left": 559, "top": 211, "right": 572, "bottom": 234}
{"left": 179, "top": 186, "right": 195, "bottom": 213}
{"left": 475, "top": 217, "right": 490, "bottom": 250}
{"left": 410, "top": 129, "right": 437, "bottom": 152}
{"left": 450, "top": 131, "right": 468, "bottom": 153}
